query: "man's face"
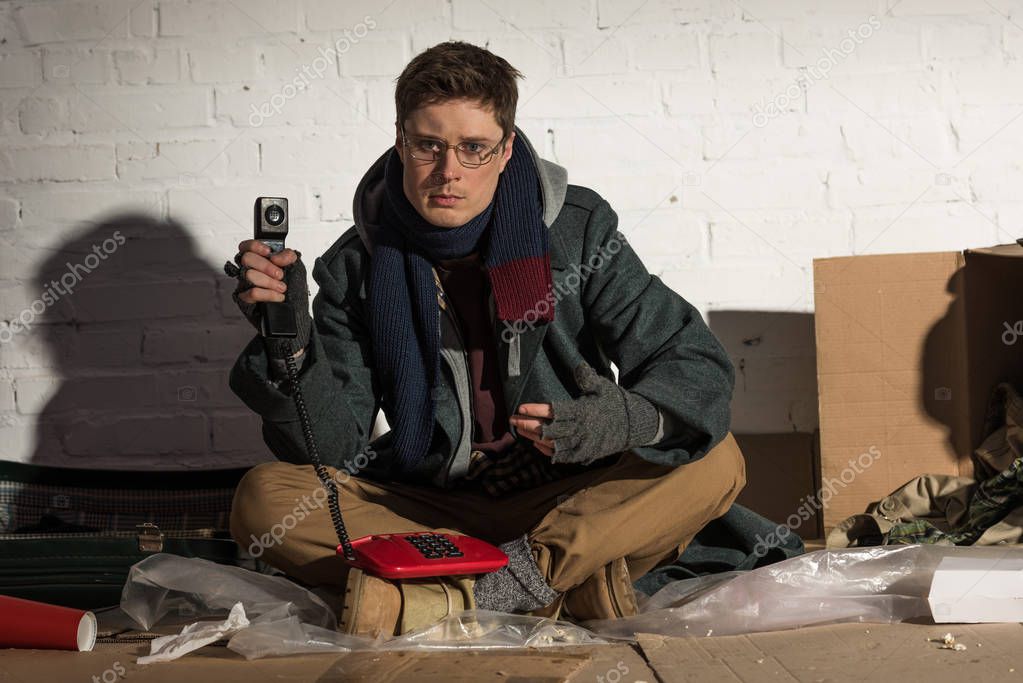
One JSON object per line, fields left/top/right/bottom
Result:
{"left": 395, "top": 98, "right": 514, "bottom": 229}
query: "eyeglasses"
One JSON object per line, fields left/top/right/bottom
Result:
{"left": 401, "top": 128, "right": 506, "bottom": 169}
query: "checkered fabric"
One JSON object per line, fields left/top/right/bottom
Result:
{"left": 886, "top": 456, "right": 1023, "bottom": 546}
{"left": 459, "top": 438, "right": 597, "bottom": 498}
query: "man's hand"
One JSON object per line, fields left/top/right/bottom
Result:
{"left": 233, "top": 240, "right": 301, "bottom": 308}
{"left": 228, "top": 240, "right": 311, "bottom": 361}
{"left": 510, "top": 362, "right": 661, "bottom": 465}
{"left": 509, "top": 404, "right": 555, "bottom": 457}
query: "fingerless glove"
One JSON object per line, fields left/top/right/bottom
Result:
{"left": 539, "top": 361, "right": 661, "bottom": 465}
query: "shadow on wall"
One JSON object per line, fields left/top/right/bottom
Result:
{"left": 10, "top": 212, "right": 270, "bottom": 468}
{"left": 706, "top": 310, "right": 819, "bottom": 434}
{"left": 920, "top": 268, "right": 970, "bottom": 462}
{"left": 921, "top": 257, "right": 1023, "bottom": 466}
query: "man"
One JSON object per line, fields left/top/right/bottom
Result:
{"left": 226, "top": 40, "right": 745, "bottom": 639}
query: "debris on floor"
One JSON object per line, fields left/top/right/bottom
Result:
{"left": 931, "top": 633, "right": 968, "bottom": 651}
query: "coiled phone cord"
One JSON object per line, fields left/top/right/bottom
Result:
{"left": 283, "top": 349, "right": 357, "bottom": 562}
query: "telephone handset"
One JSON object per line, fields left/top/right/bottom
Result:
{"left": 253, "top": 197, "right": 356, "bottom": 562}
{"left": 252, "top": 197, "right": 508, "bottom": 579}
{"left": 254, "top": 197, "right": 298, "bottom": 340}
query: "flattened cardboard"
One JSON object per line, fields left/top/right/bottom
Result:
{"left": 4, "top": 623, "right": 1022, "bottom": 682}
{"left": 327, "top": 648, "right": 592, "bottom": 681}
{"left": 0, "top": 642, "right": 600, "bottom": 683}
{"left": 638, "top": 623, "right": 1023, "bottom": 683}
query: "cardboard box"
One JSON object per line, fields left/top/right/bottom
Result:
{"left": 813, "top": 244, "right": 1023, "bottom": 531}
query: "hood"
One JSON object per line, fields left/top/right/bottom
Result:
{"left": 351, "top": 126, "right": 568, "bottom": 256}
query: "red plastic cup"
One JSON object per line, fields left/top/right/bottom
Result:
{"left": 0, "top": 595, "right": 97, "bottom": 651}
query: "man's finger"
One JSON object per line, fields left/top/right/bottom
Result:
{"left": 512, "top": 423, "right": 554, "bottom": 449}
{"left": 519, "top": 427, "right": 544, "bottom": 443}
{"left": 514, "top": 403, "right": 553, "bottom": 418}
{"left": 509, "top": 416, "right": 547, "bottom": 433}
{"left": 270, "top": 249, "right": 298, "bottom": 266}
{"left": 240, "top": 251, "right": 286, "bottom": 281}
{"left": 239, "top": 239, "right": 271, "bottom": 256}
{"left": 245, "top": 267, "right": 288, "bottom": 293}
{"left": 237, "top": 287, "right": 286, "bottom": 304}
{"left": 509, "top": 418, "right": 532, "bottom": 435}
{"left": 533, "top": 441, "right": 554, "bottom": 457}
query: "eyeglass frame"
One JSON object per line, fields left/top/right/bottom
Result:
{"left": 400, "top": 126, "right": 508, "bottom": 169}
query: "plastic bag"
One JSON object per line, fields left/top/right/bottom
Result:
{"left": 228, "top": 616, "right": 362, "bottom": 659}
{"left": 119, "top": 545, "right": 1023, "bottom": 660}
{"left": 584, "top": 544, "right": 1023, "bottom": 638}
{"left": 121, "top": 554, "right": 336, "bottom": 631}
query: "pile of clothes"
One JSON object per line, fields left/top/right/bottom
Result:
{"left": 829, "top": 382, "right": 1023, "bottom": 548}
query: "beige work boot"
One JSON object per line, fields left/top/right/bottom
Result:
{"left": 338, "top": 567, "right": 477, "bottom": 639}
{"left": 562, "top": 557, "right": 639, "bottom": 622}
{"left": 337, "top": 567, "right": 402, "bottom": 639}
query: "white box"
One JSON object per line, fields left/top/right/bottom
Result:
{"left": 929, "top": 555, "right": 1023, "bottom": 623}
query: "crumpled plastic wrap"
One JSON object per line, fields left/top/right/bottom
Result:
{"left": 227, "top": 615, "right": 361, "bottom": 659}
{"left": 584, "top": 544, "right": 1023, "bottom": 638}
{"left": 121, "top": 554, "right": 337, "bottom": 631}
{"left": 138, "top": 602, "right": 251, "bottom": 665}
{"left": 119, "top": 545, "right": 1023, "bottom": 661}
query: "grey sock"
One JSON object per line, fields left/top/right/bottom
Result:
{"left": 473, "top": 534, "right": 559, "bottom": 613}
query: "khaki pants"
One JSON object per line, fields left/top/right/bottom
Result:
{"left": 230, "top": 433, "right": 747, "bottom": 594}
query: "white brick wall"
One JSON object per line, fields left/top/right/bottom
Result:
{"left": 0, "top": 0, "right": 1018, "bottom": 465}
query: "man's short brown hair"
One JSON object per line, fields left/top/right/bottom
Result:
{"left": 394, "top": 41, "right": 524, "bottom": 142}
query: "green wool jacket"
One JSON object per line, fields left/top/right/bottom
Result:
{"left": 228, "top": 127, "right": 735, "bottom": 488}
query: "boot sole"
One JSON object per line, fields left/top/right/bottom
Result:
{"left": 338, "top": 567, "right": 366, "bottom": 634}
{"left": 606, "top": 560, "right": 634, "bottom": 618}
{"left": 562, "top": 558, "right": 639, "bottom": 621}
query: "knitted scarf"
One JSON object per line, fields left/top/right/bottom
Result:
{"left": 369, "top": 133, "right": 554, "bottom": 472}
